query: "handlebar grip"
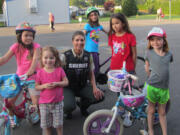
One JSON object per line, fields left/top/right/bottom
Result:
{"left": 20, "top": 74, "right": 28, "bottom": 80}
{"left": 129, "top": 74, "right": 138, "bottom": 81}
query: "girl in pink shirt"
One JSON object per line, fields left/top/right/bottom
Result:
{"left": 35, "top": 46, "right": 68, "bottom": 135}
{"left": 0, "top": 22, "right": 41, "bottom": 127}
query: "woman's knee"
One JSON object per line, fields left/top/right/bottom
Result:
{"left": 64, "top": 101, "right": 76, "bottom": 113}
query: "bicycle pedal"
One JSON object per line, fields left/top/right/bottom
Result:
{"left": 29, "top": 105, "right": 38, "bottom": 112}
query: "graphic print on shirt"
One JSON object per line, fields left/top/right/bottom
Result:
{"left": 90, "top": 29, "right": 100, "bottom": 44}
{"left": 113, "top": 41, "right": 126, "bottom": 56}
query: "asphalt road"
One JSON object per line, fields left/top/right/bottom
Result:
{"left": 0, "top": 23, "right": 180, "bottom": 135}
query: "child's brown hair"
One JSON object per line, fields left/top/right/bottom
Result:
{"left": 40, "top": 46, "right": 61, "bottom": 67}
{"left": 147, "top": 36, "right": 169, "bottom": 52}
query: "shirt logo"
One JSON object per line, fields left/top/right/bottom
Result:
{"left": 113, "top": 41, "right": 126, "bottom": 56}
{"left": 90, "top": 29, "right": 100, "bottom": 44}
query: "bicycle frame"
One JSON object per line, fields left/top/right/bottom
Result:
{"left": 0, "top": 101, "right": 13, "bottom": 135}
{"left": 103, "top": 77, "right": 159, "bottom": 134}
{"left": 4, "top": 81, "right": 33, "bottom": 119}
{"left": 0, "top": 79, "right": 39, "bottom": 135}
{"left": 99, "top": 56, "right": 111, "bottom": 74}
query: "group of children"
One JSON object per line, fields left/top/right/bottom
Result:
{"left": 0, "top": 6, "right": 172, "bottom": 135}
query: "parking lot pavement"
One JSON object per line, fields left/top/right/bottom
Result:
{"left": 1, "top": 19, "right": 180, "bottom": 37}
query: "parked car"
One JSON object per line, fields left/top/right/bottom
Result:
{"left": 78, "top": 8, "right": 85, "bottom": 15}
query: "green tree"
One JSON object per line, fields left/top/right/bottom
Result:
{"left": 70, "top": 0, "right": 88, "bottom": 7}
{"left": 122, "top": 0, "right": 138, "bottom": 16}
{"left": 0, "top": 0, "right": 3, "bottom": 13}
{"left": 115, "top": 0, "right": 121, "bottom": 5}
{"left": 145, "top": 0, "right": 156, "bottom": 13}
{"left": 91, "top": 0, "right": 105, "bottom": 6}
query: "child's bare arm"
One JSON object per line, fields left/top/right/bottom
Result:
{"left": 131, "top": 46, "right": 137, "bottom": 68}
{"left": 145, "top": 60, "right": 150, "bottom": 76}
{"left": 52, "top": 76, "right": 69, "bottom": 87}
{"left": 35, "top": 82, "right": 53, "bottom": 91}
{"left": 102, "top": 28, "right": 108, "bottom": 35}
{"left": 26, "top": 48, "right": 41, "bottom": 76}
{"left": 0, "top": 49, "right": 14, "bottom": 66}
{"left": 83, "top": 30, "right": 87, "bottom": 35}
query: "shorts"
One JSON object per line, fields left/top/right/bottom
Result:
{"left": 39, "top": 102, "right": 63, "bottom": 128}
{"left": 146, "top": 83, "right": 169, "bottom": 104}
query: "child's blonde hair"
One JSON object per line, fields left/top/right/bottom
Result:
{"left": 147, "top": 37, "right": 169, "bottom": 52}
{"left": 40, "top": 46, "right": 61, "bottom": 67}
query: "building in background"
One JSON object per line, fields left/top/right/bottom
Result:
{"left": 2, "top": 0, "right": 70, "bottom": 26}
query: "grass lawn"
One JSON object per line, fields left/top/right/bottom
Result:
{"left": 71, "top": 14, "right": 180, "bottom": 23}
{"left": 0, "top": 22, "right": 5, "bottom": 27}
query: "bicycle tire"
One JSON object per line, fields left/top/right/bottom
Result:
{"left": 0, "top": 118, "right": 5, "bottom": 135}
{"left": 26, "top": 101, "right": 40, "bottom": 125}
{"left": 0, "top": 118, "right": 13, "bottom": 135}
{"left": 83, "top": 109, "right": 123, "bottom": 135}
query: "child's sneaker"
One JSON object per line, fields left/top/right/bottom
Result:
{"left": 9, "top": 116, "right": 16, "bottom": 128}
{"left": 123, "top": 112, "right": 132, "bottom": 127}
{"left": 139, "top": 129, "right": 148, "bottom": 135}
{"left": 29, "top": 104, "right": 38, "bottom": 112}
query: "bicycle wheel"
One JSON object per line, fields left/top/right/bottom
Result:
{"left": 0, "top": 118, "right": 13, "bottom": 135}
{"left": 0, "top": 118, "right": 5, "bottom": 135}
{"left": 26, "top": 101, "right": 40, "bottom": 125}
{"left": 135, "top": 56, "right": 146, "bottom": 89}
{"left": 83, "top": 109, "right": 123, "bottom": 135}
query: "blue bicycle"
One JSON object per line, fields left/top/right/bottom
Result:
{"left": 0, "top": 74, "right": 39, "bottom": 135}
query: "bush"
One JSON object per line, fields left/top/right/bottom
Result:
{"left": 71, "top": 12, "right": 77, "bottom": 20}
{"left": 101, "top": 11, "right": 112, "bottom": 17}
{"left": 122, "top": 0, "right": 138, "bottom": 17}
{"left": 104, "top": 1, "right": 115, "bottom": 11}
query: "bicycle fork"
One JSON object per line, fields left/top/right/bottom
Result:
{"left": 0, "top": 111, "right": 11, "bottom": 135}
{"left": 103, "top": 106, "right": 119, "bottom": 133}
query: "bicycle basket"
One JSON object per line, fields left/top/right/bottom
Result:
{"left": 120, "top": 88, "right": 145, "bottom": 108}
{"left": 0, "top": 74, "right": 21, "bottom": 98}
{"left": 107, "top": 70, "right": 127, "bottom": 92}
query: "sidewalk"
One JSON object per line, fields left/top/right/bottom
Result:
{"left": 0, "top": 19, "right": 180, "bottom": 36}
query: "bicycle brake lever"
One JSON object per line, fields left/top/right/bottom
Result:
{"left": 129, "top": 74, "right": 138, "bottom": 81}
{"left": 20, "top": 74, "right": 28, "bottom": 80}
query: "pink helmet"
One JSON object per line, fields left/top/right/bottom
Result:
{"left": 16, "top": 22, "right": 36, "bottom": 34}
{"left": 147, "top": 27, "right": 166, "bottom": 39}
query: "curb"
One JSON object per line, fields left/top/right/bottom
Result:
{"left": 0, "top": 19, "right": 180, "bottom": 36}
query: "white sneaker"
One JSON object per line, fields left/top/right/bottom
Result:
{"left": 123, "top": 115, "right": 132, "bottom": 127}
{"left": 139, "top": 129, "right": 148, "bottom": 135}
